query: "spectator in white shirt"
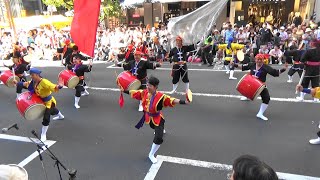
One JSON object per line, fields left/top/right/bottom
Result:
{"left": 236, "top": 27, "right": 246, "bottom": 44}
{"left": 269, "top": 45, "right": 283, "bottom": 64}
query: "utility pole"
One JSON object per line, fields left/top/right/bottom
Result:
{"left": 4, "top": 0, "right": 17, "bottom": 41}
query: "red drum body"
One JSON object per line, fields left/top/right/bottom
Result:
{"left": 117, "top": 71, "right": 141, "bottom": 91}
{"left": 16, "top": 92, "right": 46, "bottom": 121}
{"left": 58, "top": 70, "right": 79, "bottom": 88}
{"left": 0, "top": 70, "right": 19, "bottom": 88}
{"left": 236, "top": 74, "right": 266, "bottom": 101}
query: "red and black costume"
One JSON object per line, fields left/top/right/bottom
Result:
{"left": 9, "top": 63, "right": 30, "bottom": 93}
{"left": 125, "top": 89, "right": 176, "bottom": 144}
{"left": 67, "top": 63, "right": 92, "bottom": 97}
{"left": 118, "top": 58, "right": 160, "bottom": 89}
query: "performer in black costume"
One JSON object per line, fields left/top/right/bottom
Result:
{"left": 6, "top": 55, "right": 30, "bottom": 98}
{"left": 283, "top": 46, "right": 304, "bottom": 83}
{"left": 117, "top": 50, "right": 161, "bottom": 111}
{"left": 67, "top": 54, "right": 92, "bottom": 109}
{"left": 234, "top": 54, "right": 287, "bottom": 120}
{"left": 168, "top": 36, "right": 195, "bottom": 94}
{"left": 296, "top": 40, "right": 320, "bottom": 102}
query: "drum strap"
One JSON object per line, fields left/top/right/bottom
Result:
{"left": 41, "top": 95, "right": 52, "bottom": 102}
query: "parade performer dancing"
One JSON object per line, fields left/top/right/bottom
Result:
{"left": 16, "top": 68, "right": 65, "bottom": 141}
{"left": 5, "top": 55, "right": 30, "bottom": 98}
{"left": 117, "top": 50, "right": 161, "bottom": 111}
{"left": 67, "top": 54, "right": 92, "bottom": 109}
{"left": 123, "top": 76, "right": 190, "bottom": 163}
{"left": 233, "top": 54, "right": 287, "bottom": 120}
{"left": 296, "top": 85, "right": 320, "bottom": 144}
{"left": 284, "top": 46, "right": 304, "bottom": 83}
{"left": 64, "top": 45, "right": 89, "bottom": 66}
{"left": 217, "top": 37, "right": 245, "bottom": 80}
{"left": 296, "top": 40, "right": 320, "bottom": 102}
{"left": 168, "top": 36, "right": 195, "bottom": 94}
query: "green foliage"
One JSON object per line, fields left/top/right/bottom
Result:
{"left": 100, "top": 0, "right": 122, "bottom": 20}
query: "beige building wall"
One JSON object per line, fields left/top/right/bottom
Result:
{"left": 315, "top": 0, "right": 320, "bottom": 22}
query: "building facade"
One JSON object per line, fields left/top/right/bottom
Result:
{"left": 125, "top": 0, "right": 319, "bottom": 28}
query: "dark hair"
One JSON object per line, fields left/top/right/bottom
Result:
{"left": 148, "top": 76, "right": 160, "bottom": 87}
{"left": 72, "top": 45, "right": 79, "bottom": 51}
{"left": 73, "top": 54, "right": 82, "bottom": 60}
{"left": 232, "top": 155, "right": 278, "bottom": 180}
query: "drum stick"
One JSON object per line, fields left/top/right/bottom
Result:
{"left": 296, "top": 70, "right": 305, "bottom": 94}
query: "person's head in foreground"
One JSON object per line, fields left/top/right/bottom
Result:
{"left": 228, "top": 155, "right": 278, "bottom": 180}
{"left": 147, "top": 76, "right": 159, "bottom": 94}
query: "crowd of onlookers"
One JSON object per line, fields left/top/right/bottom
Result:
{"left": 0, "top": 18, "right": 319, "bottom": 68}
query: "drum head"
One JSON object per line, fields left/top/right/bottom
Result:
{"left": 6, "top": 76, "right": 20, "bottom": 88}
{"left": 67, "top": 76, "right": 80, "bottom": 88}
{"left": 0, "top": 164, "right": 28, "bottom": 180}
{"left": 237, "top": 50, "right": 244, "bottom": 61}
{"left": 127, "top": 80, "right": 141, "bottom": 90}
{"left": 253, "top": 84, "right": 266, "bottom": 100}
{"left": 186, "top": 89, "right": 193, "bottom": 102}
{"left": 24, "top": 104, "right": 46, "bottom": 121}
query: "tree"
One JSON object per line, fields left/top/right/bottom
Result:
{"left": 100, "top": 0, "right": 123, "bottom": 27}
{"left": 42, "top": 0, "right": 74, "bottom": 10}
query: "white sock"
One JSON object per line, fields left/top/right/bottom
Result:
{"left": 74, "top": 96, "right": 80, "bottom": 108}
{"left": 41, "top": 126, "right": 49, "bottom": 136}
{"left": 288, "top": 75, "right": 292, "bottom": 81}
{"left": 57, "top": 111, "right": 64, "bottom": 118}
{"left": 225, "top": 65, "right": 230, "bottom": 71}
{"left": 300, "top": 92, "right": 305, "bottom": 99}
{"left": 149, "top": 143, "right": 160, "bottom": 163}
{"left": 185, "top": 82, "right": 189, "bottom": 92}
{"left": 172, "top": 84, "right": 178, "bottom": 92}
{"left": 257, "top": 103, "right": 268, "bottom": 115}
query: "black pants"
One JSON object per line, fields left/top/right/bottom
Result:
{"left": 302, "top": 66, "right": 320, "bottom": 88}
{"left": 288, "top": 64, "right": 304, "bottom": 77}
{"left": 260, "top": 88, "right": 270, "bottom": 104}
{"left": 16, "top": 76, "right": 27, "bottom": 93}
{"left": 224, "top": 60, "right": 235, "bottom": 70}
{"left": 201, "top": 48, "right": 212, "bottom": 64}
{"left": 172, "top": 64, "right": 189, "bottom": 84}
{"left": 75, "top": 80, "right": 86, "bottom": 97}
{"left": 43, "top": 103, "right": 59, "bottom": 126}
{"left": 271, "top": 56, "right": 280, "bottom": 64}
{"left": 149, "top": 118, "right": 165, "bottom": 145}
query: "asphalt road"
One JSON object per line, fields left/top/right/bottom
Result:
{"left": 0, "top": 62, "right": 319, "bottom": 180}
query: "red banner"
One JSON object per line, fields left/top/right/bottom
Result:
{"left": 71, "top": 0, "right": 101, "bottom": 57}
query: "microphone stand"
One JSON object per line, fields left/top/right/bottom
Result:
{"left": 30, "top": 131, "right": 77, "bottom": 180}
{"left": 27, "top": 137, "right": 49, "bottom": 180}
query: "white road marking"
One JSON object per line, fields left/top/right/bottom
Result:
{"left": 107, "top": 64, "right": 116, "bottom": 68}
{"left": 144, "top": 155, "right": 320, "bottom": 180}
{"left": 143, "top": 160, "right": 164, "bottom": 180}
{"left": 107, "top": 65, "right": 240, "bottom": 72}
{"left": 18, "top": 141, "right": 56, "bottom": 167}
{"left": 0, "top": 134, "right": 56, "bottom": 167}
{"left": 87, "top": 86, "right": 317, "bottom": 104}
